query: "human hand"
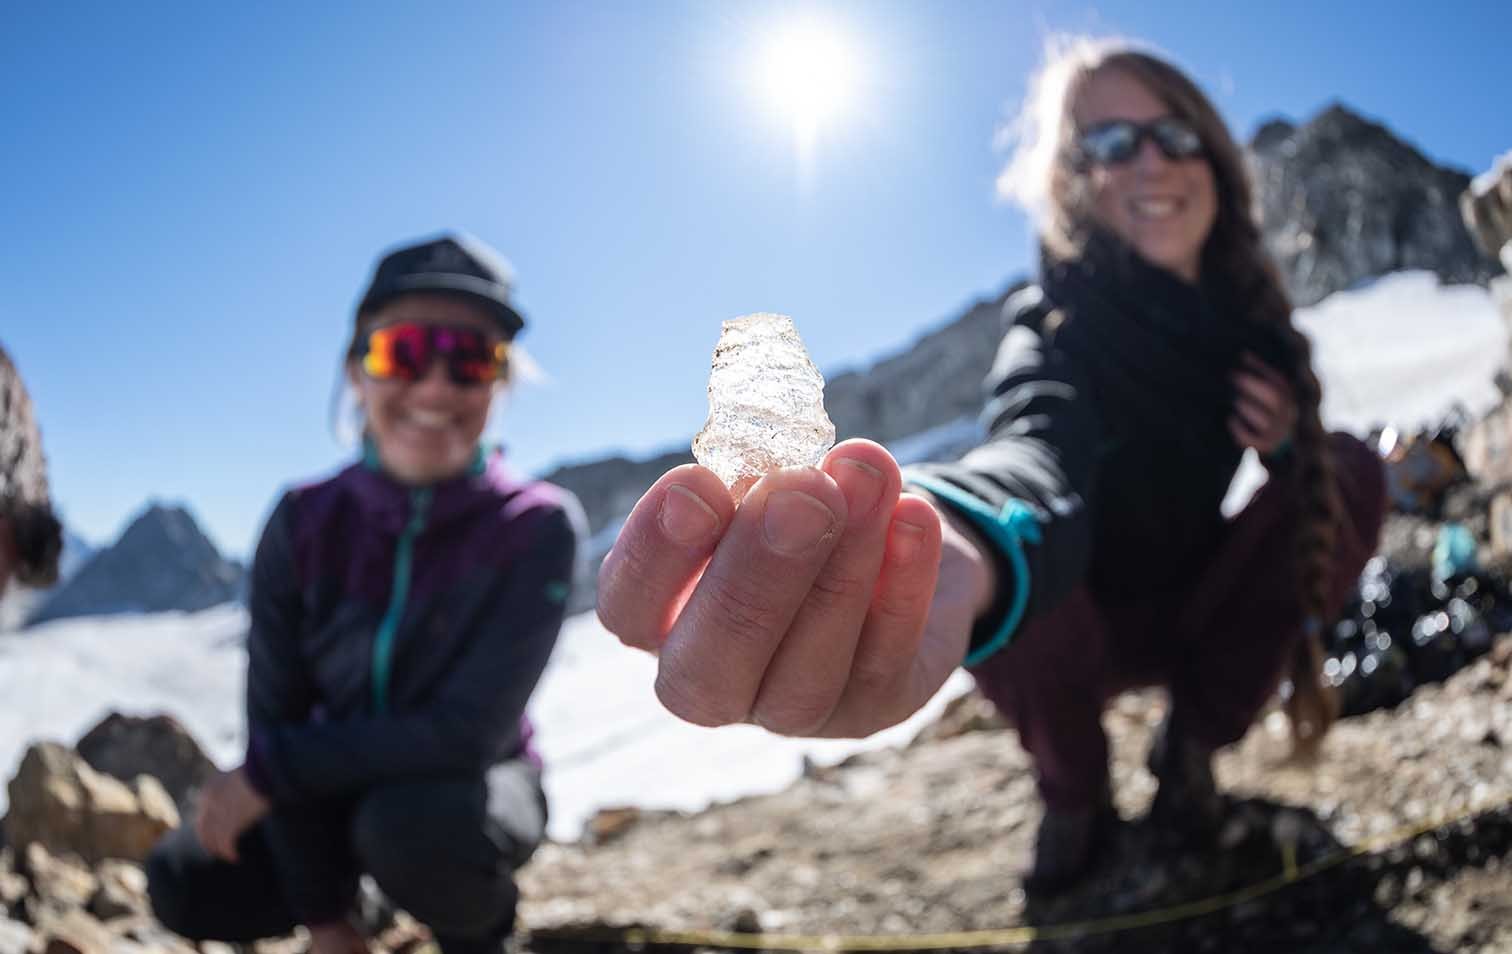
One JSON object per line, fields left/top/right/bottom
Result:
{"left": 1230, "top": 351, "right": 1297, "bottom": 457}
{"left": 598, "top": 439, "right": 993, "bottom": 738}
{"left": 194, "top": 766, "right": 271, "bottom": 862}
{"left": 308, "top": 919, "right": 369, "bottom": 954}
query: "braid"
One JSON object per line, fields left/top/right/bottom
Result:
{"left": 1219, "top": 219, "right": 1344, "bottom": 756}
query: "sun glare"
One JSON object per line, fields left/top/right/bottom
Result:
{"left": 755, "top": 20, "right": 861, "bottom": 150}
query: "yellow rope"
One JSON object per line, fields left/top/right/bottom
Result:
{"left": 529, "top": 789, "right": 1512, "bottom": 952}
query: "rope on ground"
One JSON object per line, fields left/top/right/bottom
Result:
{"left": 527, "top": 788, "right": 1512, "bottom": 952}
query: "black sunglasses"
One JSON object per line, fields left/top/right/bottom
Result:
{"left": 1074, "top": 117, "right": 1205, "bottom": 168}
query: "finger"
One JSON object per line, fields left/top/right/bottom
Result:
{"left": 1232, "top": 371, "right": 1284, "bottom": 418}
{"left": 1233, "top": 392, "right": 1276, "bottom": 436}
{"left": 201, "top": 815, "right": 233, "bottom": 862}
{"left": 654, "top": 466, "right": 847, "bottom": 727}
{"left": 193, "top": 809, "right": 216, "bottom": 856}
{"left": 1229, "top": 414, "right": 1273, "bottom": 453}
{"left": 597, "top": 464, "right": 735, "bottom": 651}
{"left": 750, "top": 440, "right": 901, "bottom": 735}
{"left": 820, "top": 494, "right": 944, "bottom": 737}
{"left": 1237, "top": 387, "right": 1294, "bottom": 447}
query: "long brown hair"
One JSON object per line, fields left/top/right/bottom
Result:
{"left": 1002, "top": 39, "right": 1343, "bottom": 755}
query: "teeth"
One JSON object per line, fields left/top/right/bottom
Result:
{"left": 1131, "top": 197, "right": 1180, "bottom": 218}
{"left": 404, "top": 411, "right": 451, "bottom": 430}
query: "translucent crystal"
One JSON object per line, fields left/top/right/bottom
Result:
{"left": 693, "top": 313, "right": 836, "bottom": 498}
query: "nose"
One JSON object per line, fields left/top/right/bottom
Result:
{"left": 409, "top": 355, "right": 460, "bottom": 396}
{"left": 1131, "top": 134, "right": 1170, "bottom": 173}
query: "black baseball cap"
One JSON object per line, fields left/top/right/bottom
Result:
{"left": 357, "top": 232, "right": 526, "bottom": 338}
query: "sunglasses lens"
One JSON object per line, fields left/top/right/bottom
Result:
{"left": 1081, "top": 122, "right": 1140, "bottom": 165}
{"left": 437, "top": 328, "right": 505, "bottom": 386}
{"left": 363, "top": 324, "right": 430, "bottom": 381}
{"left": 1152, "top": 118, "right": 1203, "bottom": 160}
{"left": 362, "top": 324, "right": 505, "bottom": 386}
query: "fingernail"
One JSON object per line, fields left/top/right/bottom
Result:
{"left": 889, "top": 520, "right": 928, "bottom": 564}
{"left": 763, "top": 490, "right": 836, "bottom": 554}
{"left": 832, "top": 457, "right": 885, "bottom": 519}
{"left": 658, "top": 484, "right": 719, "bottom": 544}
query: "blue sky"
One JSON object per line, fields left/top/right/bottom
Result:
{"left": 3, "top": 1, "right": 1507, "bottom": 557}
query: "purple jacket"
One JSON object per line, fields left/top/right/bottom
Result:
{"left": 240, "top": 449, "right": 579, "bottom": 921}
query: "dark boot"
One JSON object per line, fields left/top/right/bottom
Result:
{"left": 1023, "top": 786, "right": 1116, "bottom": 895}
{"left": 1147, "top": 711, "right": 1223, "bottom": 839}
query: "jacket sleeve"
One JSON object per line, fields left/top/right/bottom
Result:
{"left": 904, "top": 294, "right": 1102, "bottom": 665}
{"left": 240, "top": 492, "right": 355, "bottom": 925}
{"left": 250, "top": 504, "right": 577, "bottom": 803}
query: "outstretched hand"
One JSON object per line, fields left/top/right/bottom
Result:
{"left": 597, "top": 439, "right": 996, "bottom": 738}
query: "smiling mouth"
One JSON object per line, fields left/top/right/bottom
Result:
{"left": 1128, "top": 196, "right": 1184, "bottom": 221}
{"left": 399, "top": 410, "right": 455, "bottom": 434}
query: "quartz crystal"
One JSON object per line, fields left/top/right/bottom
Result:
{"left": 692, "top": 313, "right": 835, "bottom": 497}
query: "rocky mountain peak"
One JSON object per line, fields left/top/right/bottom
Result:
{"left": 27, "top": 502, "right": 243, "bottom": 626}
{"left": 1250, "top": 102, "right": 1501, "bottom": 306}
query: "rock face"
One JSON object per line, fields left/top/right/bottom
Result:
{"left": 1, "top": 742, "right": 178, "bottom": 866}
{"left": 0, "top": 345, "right": 51, "bottom": 515}
{"left": 28, "top": 504, "right": 243, "bottom": 625}
{"left": 1462, "top": 152, "right": 1512, "bottom": 268}
{"left": 1250, "top": 104, "right": 1502, "bottom": 307}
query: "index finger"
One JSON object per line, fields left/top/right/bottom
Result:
{"left": 597, "top": 464, "right": 736, "bottom": 652}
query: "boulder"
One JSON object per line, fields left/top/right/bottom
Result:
{"left": 3, "top": 743, "right": 178, "bottom": 866}
{"left": 75, "top": 713, "right": 216, "bottom": 818}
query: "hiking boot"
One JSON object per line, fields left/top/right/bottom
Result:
{"left": 1147, "top": 711, "right": 1223, "bottom": 839}
{"left": 1023, "top": 788, "right": 1116, "bottom": 895}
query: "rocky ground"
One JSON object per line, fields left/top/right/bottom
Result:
{"left": 1, "top": 637, "right": 1508, "bottom": 954}
{"left": 520, "top": 636, "right": 1512, "bottom": 954}
{"left": 4, "top": 545, "right": 1512, "bottom": 954}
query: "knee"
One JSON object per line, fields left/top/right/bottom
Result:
{"left": 146, "top": 835, "right": 196, "bottom": 938}
{"left": 352, "top": 781, "right": 513, "bottom": 937}
{"left": 1327, "top": 433, "right": 1387, "bottom": 551}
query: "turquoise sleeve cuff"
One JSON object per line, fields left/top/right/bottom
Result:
{"left": 906, "top": 476, "right": 1041, "bottom": 667}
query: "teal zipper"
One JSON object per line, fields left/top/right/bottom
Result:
{"left": 371, "top": 486, "right": 432, "bottom": 714}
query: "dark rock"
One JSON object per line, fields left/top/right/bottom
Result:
{"left": 1250, "top": 103, "right": 1502, "bottom": 307}
{"left": 75, "top": 713, "right": 216, "bottom": 818}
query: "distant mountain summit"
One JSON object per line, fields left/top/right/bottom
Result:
{"left": 28, "top": 503, "right": 243, "bottom": 625}
{"left": 1250, "top": 103, "right": 1501, "bottom": 307}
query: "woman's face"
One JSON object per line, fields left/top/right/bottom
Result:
{"left": 1074, "top": 68, "right": 1218, "bottom": 283}
{"left": 348, "top": 294, "right": 501, "bottom": 485}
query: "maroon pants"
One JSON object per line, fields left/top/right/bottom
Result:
{"left": 970, "top": 434, "right": 1387, "bottom": 811}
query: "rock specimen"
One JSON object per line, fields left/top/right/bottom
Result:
{"left": 692, "top": 313, "right": 835, "bottom": 498}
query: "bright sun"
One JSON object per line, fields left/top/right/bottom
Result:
{"left": 755, "top": 20, "right": 861, "bottom": 146}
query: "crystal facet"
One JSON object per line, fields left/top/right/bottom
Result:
{"left": 692, "top": 313, "right": 836, "bottom": 497}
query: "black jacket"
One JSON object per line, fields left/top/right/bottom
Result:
{"left": 908, "top": 236, "right": 1294, "bottom": 658}
{"left": 242, "top": 450, "right": 580, "bottom": 922}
